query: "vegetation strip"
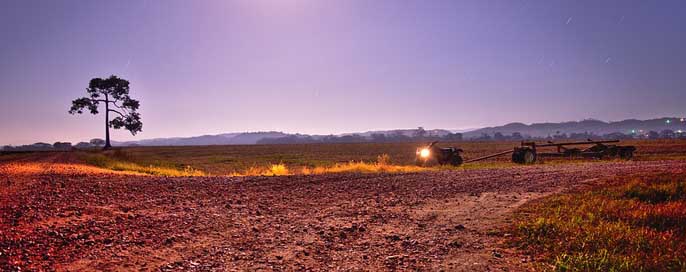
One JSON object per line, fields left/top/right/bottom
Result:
{"left": 77, "top": 152, "right": 434, "bottom": 177}
{"left": 511, "top": 173, "right": 686, "bottom": 271}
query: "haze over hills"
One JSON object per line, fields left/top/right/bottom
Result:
{"left": 112, "top": 132, "right": 290, "bottom": 146}
{"left": 463, "top": 117, "right": 685, "bottom": 139}
{"left": 112, "top": 130, "right": 455, "bottom": 146}
{"left": 105, "top": 117, "right": 686, "bottom": 147}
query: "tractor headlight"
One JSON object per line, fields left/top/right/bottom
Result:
{"left": 419, "top": 148, "right": 430, "bottom": 158}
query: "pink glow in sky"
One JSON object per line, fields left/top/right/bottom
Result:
{"left": 1, "top": 0, "right": 685, "bottom": 145}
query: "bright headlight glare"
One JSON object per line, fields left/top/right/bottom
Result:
{"left": 420, "top": 148, "right": 430, "bottom": 158}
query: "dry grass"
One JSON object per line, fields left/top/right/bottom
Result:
{"left": 230, "top": 154, "right": 429, "bottom": 176}
{"left": 78, "top": 152, "right": 205, "bottom": 176}
{"left": 77, "top": 151, "right": 428, "bottom": 177}
{"left": 0, "top": 162, "right": 123, "bottom": 176}
{"left": 512, "top": 173, "right": 686, "bottom": 271}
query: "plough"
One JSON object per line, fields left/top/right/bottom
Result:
{"left": 416, "top": 139, "right": 636, "bottom": 166}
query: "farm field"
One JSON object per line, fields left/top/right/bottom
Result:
{"left": 5, "top": 0, "right": 684, "bottom": 270}
{"left": 77, "top": 139, "right": 686, "bottom": 176}
{"left": 1, "top": 140, "right": 686, "bottom": 271}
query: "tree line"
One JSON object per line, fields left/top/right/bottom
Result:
{"left": 258, "top": 129, "right": 686, "bottom": 145}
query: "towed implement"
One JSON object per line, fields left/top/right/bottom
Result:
{"left": 510, "top": 139, "right": 636, "bottom": 164}
{"left": 415, "top": 139, "right": 636, "bottom": 167}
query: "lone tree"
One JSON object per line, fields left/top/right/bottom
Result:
{"left": 69, "top": 75, "right": 142, "bottom": 149}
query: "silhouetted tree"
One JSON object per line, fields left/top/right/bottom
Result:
{"left": 90, "top": 138, "right": 106, "bottom": 147}
{"left": 603, "top": 132, "right": 631, "bottom": 140}
{"left": 414, "top": 127, "right": 427, "bottom": 139}
{"left": 70, "top": 76, "right": 142, "bottom": 149}
{"left": 444, "top": 133, "right": 463, "bottom": 141}
{"left": 660, "top": 129, "right": 675, "bottom": 139}
{"left": 475, "top": 133, "right": 492, "bottom": 141}
{"left": 493, "top": 132, "right": 505, "bottom": 141}
{"left": 75, "top": 142, "right": 93, "bottom": 149}
{"left": 511, "top": 132, "right": 523, "bottom": 140}
{"left": 553, "top": 133, "right": 568, "bottom": 140}
{"left": 370, "top": 133, "right": 387, "bottom": 142}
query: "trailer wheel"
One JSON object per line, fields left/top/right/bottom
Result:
{"left": 619, "top": 149, "right": 634, "bottom": 160}
{"left": 512, "top": 149, "right": 523, "bottom": 164}
{"left": 523, "top": 149, "right": 536, "bottom": 164}
{"left": 512, "top": 148, "right": 536, "bottom": 164}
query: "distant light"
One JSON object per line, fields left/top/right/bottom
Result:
{"left": 679, "top": 130, "right": 683, "bottom": 134}
{"left": 681, "top": 118, "right": 685, "bottom": 122}
{"left": 631, "top": 130, "right": 636, "bottom": 134}
{"left": 666, "top": 119, "right": 671, "bottom": 124}
{"left": 420, "top": 148, "right": 431, "bottom": 158}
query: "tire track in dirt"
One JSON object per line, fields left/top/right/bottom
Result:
{"left": 1, "top": 158, "right": 685, "bottom": 271}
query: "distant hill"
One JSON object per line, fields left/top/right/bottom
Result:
{"left": 113, "top": 132, "right": 289, "bottom": 146}
{"left": 462, "top": 117, "right": 685, "bottom": 139}
{"left": 104, "top": 117, "right": 685, "bottom": 146}
{"left": 111, "top": 129, "right": 457, "bottom": 146}
{"left": 343, "top": 129, "right": 453, "bottom": 138}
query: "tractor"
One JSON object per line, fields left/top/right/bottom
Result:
{"left": 415, "top": 141, "right": 464, "bottom": 166}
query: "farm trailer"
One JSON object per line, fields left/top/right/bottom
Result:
{"left": 416, "top": 139, "right": 636, "bottom": 166}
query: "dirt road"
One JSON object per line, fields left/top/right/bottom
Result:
{"left": 2, "top": 155, "right": 684, "bottom": 271}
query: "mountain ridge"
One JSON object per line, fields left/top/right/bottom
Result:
{"left": 109, "top": 117, "right": 684, "bottom": 146}
{"left": 463, "top": 117, "right": 683, "bottom": 138}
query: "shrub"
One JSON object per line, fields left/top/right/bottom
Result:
{"left": 377, "top": 154, "right": 391, "bottom": 165}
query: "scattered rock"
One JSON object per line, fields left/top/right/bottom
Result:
{"left": 448, "top": 240, "right": 463, "bottom": 248}
{"left": 492, "top": 250, "right": 502, "bottom": 258}
{"left": 386, "top": 234, "right": 401, "bottom": 241}
{"left": 3, "top": 154, "right": 681, "bottom": 271}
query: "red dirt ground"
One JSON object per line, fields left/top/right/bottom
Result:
{"left": 2, "top": 153, "right": 685, "bottom": 271}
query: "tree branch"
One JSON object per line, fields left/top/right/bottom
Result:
{"left": 111, "top": 102, "right": 131, "bottom": 115}
{"left": 108, "top": 109, "right": 126, "bottom": 117}
{"left": 92, "top": 99, "right": 120, "bottom": 104}
{"left": 112, "top": 101, "right": 124, "bottom": 109}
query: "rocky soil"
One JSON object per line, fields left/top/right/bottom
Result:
{"left": 2, "top": 154, "right": 684, "bottom": 271}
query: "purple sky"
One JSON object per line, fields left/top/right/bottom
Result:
{"left": 1, "top": 0, "right": 685, "bottom": 145}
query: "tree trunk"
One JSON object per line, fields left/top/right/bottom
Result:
{"left": 104, "top": 94, "right": 112, "bottom": 150}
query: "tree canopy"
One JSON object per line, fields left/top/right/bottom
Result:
{"left": 69, "top": 75, "right": 142, "bottom": 149}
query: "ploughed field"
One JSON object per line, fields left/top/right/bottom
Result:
{"left": 2, "top": 151, "right": 685, "bottom": 271}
